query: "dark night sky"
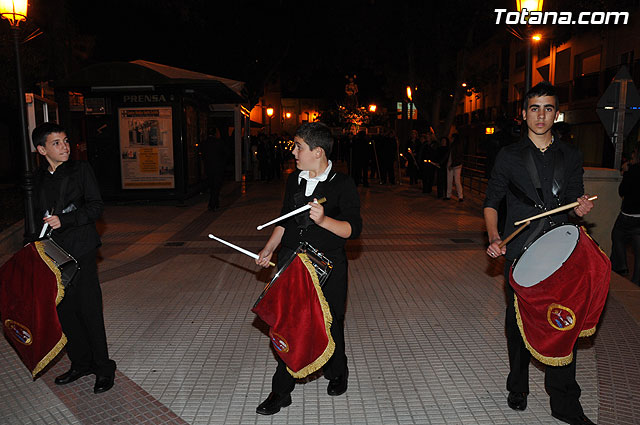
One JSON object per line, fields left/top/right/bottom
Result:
{"left": 7, "top": 0, "right": 631, "bottom": 107}
{"left": 53, "top": 0, "right": 509, "bottom": 104}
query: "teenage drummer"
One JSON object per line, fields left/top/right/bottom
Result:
{"left": 255, "top": 122, "right": 362, "bottom": 415}
{"left": 484, "top": 82, "right": 595, "bottom": 425}
{"left": 32, "top": 122, "right": 117, "bottom": 393}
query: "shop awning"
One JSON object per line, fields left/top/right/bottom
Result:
{"left": 55, "top": 60, "right": 246, "bottom": 104}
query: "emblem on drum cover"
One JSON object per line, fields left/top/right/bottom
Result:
{"left": 269, "top": 330, "right": 290, "bottom": 353}
{"left": 4, "top": 319, "right": 33, "bottom": 345}
{"left": 547, "top": 304, "right": 576, "bottom": 331}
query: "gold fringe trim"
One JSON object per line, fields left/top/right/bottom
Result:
{"left": 287, "top": 253, "right": 335, "bottom": 379}
{"left": 514, "top": 295, "right": 574, "bottom": 367}
{"left": 32, "top": 241, "right": 68, "bottom": 377}
{"left": 579, "top": 326, "right": 596, "bottom": 337}
{"left": 31, "top": 334, "right": 67, "bottom": 378}
{"left": 34, "top": 241, "right": 65, "bottom": 306}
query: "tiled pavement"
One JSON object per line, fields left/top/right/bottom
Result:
{"left": 1, "top": 164, "right": 639, "bottom": 425}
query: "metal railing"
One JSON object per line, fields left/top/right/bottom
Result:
{"left": 461, "top": 154, "right": 488, "bottom": 194}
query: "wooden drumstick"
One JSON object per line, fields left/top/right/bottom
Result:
{"left": 498, "top": 221, "right": 530, "bottom": 248}
{"left": 257, "top": 197, "right": 327, "bottom": 230}
{"left": 514, "top": 195, "right": 598, "bottom": 226}
{"left": 208, "top": 234, "right": 275, "bottom": 267}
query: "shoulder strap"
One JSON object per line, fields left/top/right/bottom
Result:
{"left": 37, "top": 173, "right": 69, "bottom": 215}
{"left": 55, "top": 176, "right": 70, "bottom": 215}
{"left": 520, "top": 146, "right": 545, "bottom": 208}
{"left": 551, "top": 148, "right": 565, "bottom": 203}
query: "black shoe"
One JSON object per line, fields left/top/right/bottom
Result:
{"left": 94, "top": 374, "right": 115, "bottom": 394}
{"left": 458, "top": 198, "right": 464, "bottom": 202}
{"left": 507, "top": 391, "right": 527, "bottom": 411}
{"left": 443, "top": 197, "right": 451, "bottom": 200}
{"left": 54, "top": 368, "right": 93, "bottom": 385}
{"left": 551, "top": 412, "right": 596, "bottom": 425}
{"left": 256, "top": 392, "right": 292, "bottom": 415}
{"left": 327, "top": 375, "right": 348, "bottom": 396}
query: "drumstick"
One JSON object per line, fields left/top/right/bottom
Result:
{"left": 498, "top": 221, "right": 530, "bottom": 248}
{"left": 208, "top": 234, "right": 275, "bottom": 267}
{"left": 39, "top": 210, "right": 51, "bottom": 239}
{"left": 257, "top": 197, "right": 327, "bottom": 230}
{"left": 514, "top": 195, "right": 598, "bottom": 226}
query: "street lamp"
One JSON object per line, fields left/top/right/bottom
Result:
{"left": 516, "top": 0, "right": 543, "bottom": 13}
{"left": 406, "top": 86, "right": 413, "bottom": 121}
{"left": 516, "top": 0, "right": 544, "bottom": 93}
{"left": 1, "top": 0, "right": 36, "bottom": 238}
{"left": 266, "top": 106, "right": 274, "bottom": 135}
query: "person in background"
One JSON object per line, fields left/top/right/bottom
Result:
{"left": 446, "top": 133, "right": 463, "bottom": 201}
{"left": 611, "top": 147, "right": 640, "bottom": 285}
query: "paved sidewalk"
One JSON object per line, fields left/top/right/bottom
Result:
{"left": 1, "top": 165, "right": 639, "bottom": 425}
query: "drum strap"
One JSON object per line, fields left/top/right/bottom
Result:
{"left": 38, "top": 175, "right": 69, "bottom": 217}
{"left": 551, "top": 149, "right": 564, "bottom": 205}
{"left": 519, "top": 148, "right": 547, "bottom": 252}
{"left": 293, "top": 171, "right": 337, "bottom": 231}
{"left": 507, "top": 147, "right": 545, "bottom": 210}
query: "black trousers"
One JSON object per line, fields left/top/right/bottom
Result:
{"left": 271, "top": 249, "right": 348, "bottom": 395}
{"left": 436, "top": 168, "right": 447, "bottom": 198}
{"left": 610, "top": 212, "right": 640, "bottom": 284}
{"left": 421, "top": 166, "right": 435, "bottom": 193}
{"left": 504, "top": 260, "right": 583, "bottom": 418}
{"left": 57, "top": 249, "right": 116, "bottom": 376}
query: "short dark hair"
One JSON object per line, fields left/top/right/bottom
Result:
{"left": 295, "top": 122, "right": 334, "bottom": 156}
{"left": 523, "top": 82, "right": 559, "bottom": 110}
{"left": 32, "top": 122, "right": 66, "bottom": 148}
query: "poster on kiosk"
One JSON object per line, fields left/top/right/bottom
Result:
{"left": 118, "top": 107, "right": 175, "bottom": 189}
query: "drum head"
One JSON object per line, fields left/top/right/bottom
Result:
{"left": 512, "top": 224, "right": 579, "bottom": 288}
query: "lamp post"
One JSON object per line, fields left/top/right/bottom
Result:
{"left": 266, "top": 106, "right": 274, "bottom": 135}
{"left": 1, "top": 0, "right": 36, "bottom": 238}
{"left": 516, "top": 0, "right": 544, "bottom": 93}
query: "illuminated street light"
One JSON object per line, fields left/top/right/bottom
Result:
{"left": 369, "top": 104, "right": 377, "bottom": 113}
{"left": 516, "top": 0, "right": 544, "bottom": 13}
{"left": 406, "top": 86, "right": 412, "bottom": 101}
{"left": 0, "top": 0, "right": 27, "bottom": 24}
{"left": 532, "top": 33, "right": 542, "bottom": 41}
{"left": 516, "top": 0, "right": 544, "bottom": 93}
{"left": 461, "top": 83, "right": 468, "bottom": 88}
{"left": 285, "top": 112, "right": 291, "bottom": 119}
{"left": 266, "top": 106, "right": 274, "bottom": 134}
{"left": 1, "top": 0, "right": 36, "bottom": 237}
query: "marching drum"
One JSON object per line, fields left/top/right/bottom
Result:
{"left": 254, "top": 242, "right": 332, "bottom": 307}
{"left": 252, "top": 242, "right": 334, "bottom": 378}
{"left": 39, "top": 238, "right": 78, "bottom": 288}
{"left": 509, "top": 224, "right": 610, "bottom": 366}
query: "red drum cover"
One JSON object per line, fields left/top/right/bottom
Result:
{"left": 510, "top": 227, "right": 610, "bottom": 366}
{"left": 0, "top": 242, "right": 67, "bottom": 377}
{"left": 252, "top": 253, "right": 334, "bottom": 378}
